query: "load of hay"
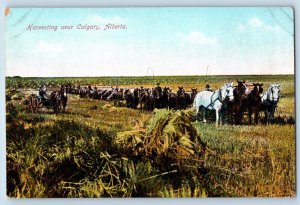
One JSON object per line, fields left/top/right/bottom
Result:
{"left": 115, "top": 109, "right": 206, "bottom": 176}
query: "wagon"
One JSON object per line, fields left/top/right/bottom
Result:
{"left": 28, "top": 95, "right": 55, "bottom": 113}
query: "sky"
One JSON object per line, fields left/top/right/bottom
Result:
{"left": 5, "top": 7, "right": 295, "bottom": 77}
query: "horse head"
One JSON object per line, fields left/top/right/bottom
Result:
{"left": 191, "top": 88, "right": 198, "bottom": 98}
{"left": 221, "top": 82, "right": 234, "bottom": 102}
{"left": 236, "top": 80, "right": 248, "bottom": 98}
{"left": 162, "top": 87, "right": 170, "bottom": 96}
{"left": 268, "top": 84, "right": 280, "bottom": 103}
{"left": 252, "top": 83, "right": 263, "bottom": 91}
{"left": 258, "top": 83, "right": 264, "bottom": 94}
{"left": 177, "top": 86, "right": 185, "bottom": 97}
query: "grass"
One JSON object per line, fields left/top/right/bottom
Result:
{"left": 6, "top": 75, "right": 295, "bottom": 197}
{"left": 6, "top": 75, "right": 294, "bottom": 90}
{"left": 196, "top": 123, "right": 295, "bottom": 197}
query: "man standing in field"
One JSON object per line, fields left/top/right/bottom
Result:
{"left": 205, "top": 84, "right": 213, "bottom": 92}
{"left": 155, "top": 83, "right": 162, "bottom": 94}
{"left": 38, "top": 85, "right": 49, "bottom": 101}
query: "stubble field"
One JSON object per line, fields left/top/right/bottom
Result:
{"left": 6, "top": 75, "right": 295, "bottom": 197}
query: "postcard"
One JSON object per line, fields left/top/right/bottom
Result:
{"left": 5, "top": 7, "right": 295, "bottom": 198}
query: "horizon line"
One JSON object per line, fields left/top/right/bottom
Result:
{"left": 5, "top": 74, "right": 295, "bottom": 78}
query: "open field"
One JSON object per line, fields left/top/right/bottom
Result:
{"left": 6, "top": 75, "right": 295, "bottom": 197}
{"left": 6, "top": 74, "right": 294, "bottom": 89}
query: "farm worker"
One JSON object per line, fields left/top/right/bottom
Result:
{"left": 38, "top": 85, "right": 49, "bottom": 101}
{"left": 205, "top": 84, "right": 213, "bottom": 92}
{"left": 155, "top": 83, "right": 162, "bottom": 94}
{"left": 140, "top": 86, "right": 145, "bottom": 93}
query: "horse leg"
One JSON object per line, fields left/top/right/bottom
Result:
{"left": 57, "top": 102, "right": 60, "bottom": 114}
{"left": 270, "top": 107, "right": 275, "bottom": 124}
{"left": 59, "top": 100, "right": 62, "bottom": 113}
{"left": 236, "top": 109, "right": 242, "bottom": 125}
{"left": 220, "top": 109, "right": 224, "bottom": 125}
{"left": 195, "top": 106, "right": 199, "bottom": 123}
{"left": 254, "top": 109, "right": 259, "bottom": 124}
{"left": 230, "top": 109, "right": 234, "bottom": 124}
{"left": 264, "top": 109, "right": 269, "bottom": 125}
{"left": 215, "top": 108, "right": 219, "bottom": 127}
{"left": 54, "top": 101, "right": 59, "bottom": 114}
{"left": 202, "top": 108, "right": 207, "bottom": 123}
{"left": 248, "top": 107, "right": 252, "bottom": 125}
{"left": 240, "top": 110, "right": 244, "bottom": 124}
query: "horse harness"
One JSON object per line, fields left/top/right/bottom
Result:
{"left": 204, "top": 89, "right": 222, "bottom": 109}
{"left": 262, "top": 88, "right": 279, "bottom": 108}
{"left": 204, "top": 87, "right": 234, "bottom": 109}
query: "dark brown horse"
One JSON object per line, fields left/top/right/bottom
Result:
{"left": 124, "top": 89, "right": 139, "bottom": 109}
{"left": 247, "top": 83, "right": 263, "bottom": 125}
{"left": 190, "top": 88, "right": 198, "bottom": 104}
{"left": 50, "top": 91, "right": 62, "bottom": 114}
{"left": 176, "top": 86, "right": 186, "bottom": 109}
{"left": 227, "top": 81, "right": 248, "bottom": 125}
{"left": 139, "top": 89, "right": 154, "bottom": 111}
{"left": 161, "top": 87, "right": 170, "bottom": 108}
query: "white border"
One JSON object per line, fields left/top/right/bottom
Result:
{"left": 0, "top": 1, "right": 298, "bottom": 205}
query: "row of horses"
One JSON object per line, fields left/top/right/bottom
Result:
{"left": 68, "top": 85, "right": 198, "bottom": 111}
{"left": 193, "top": 81, "right": 281, "bottom": 125}
{"left": 28, "top": 81, "right": 281, "bottom": 125}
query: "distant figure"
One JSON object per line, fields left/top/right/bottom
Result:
{"left": 155, "top": 83, "right": 162, "bottom": 94}
{"left": 177, "top": 86, "right": 185, "bottom": 97}
{"left": 38, "top": 85, "right": 48, "bottom": 101}
{"left": 205, "top": 84, "right": 213, "bottom": 92}
{"left": 140, "top": 86, "right": 145, "bottom": 93}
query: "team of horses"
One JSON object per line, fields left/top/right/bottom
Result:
{"left": 28, "top": 81, "right": 281, "bottom": 125}
{"left": 68, "top": 85, "right": 198, "bottom": 111}
{"left": 28, "top": 85, "right": 68, "bottom": 114}
{"left": 193, "top": 81, "right": 281, "bottom": 125}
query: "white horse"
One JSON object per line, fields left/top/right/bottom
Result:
{"left": 193, "top": 83, "right": 235, "bottom": 125}
{"left": 261, "top": 84, "right": 281, "bottom": 124}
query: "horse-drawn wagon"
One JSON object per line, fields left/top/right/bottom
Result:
{"left": 28, "top": 85, "right": 68, "bottom": 114}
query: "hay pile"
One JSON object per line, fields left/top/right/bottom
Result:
{"left": 115, "top": 109, "right": 206, "bottom": 174}
{"left": 7, "top": 104, "right": 207, "bottom": 197}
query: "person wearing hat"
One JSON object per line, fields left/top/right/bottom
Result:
{"left": 155, "top": 83, "right": 162, "bottom": 94}
{"left": 140, "top": 86, "right": 145, "bottom": 93}
{"left": 205, "top": 84, "right": 213, "bottom": 92}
